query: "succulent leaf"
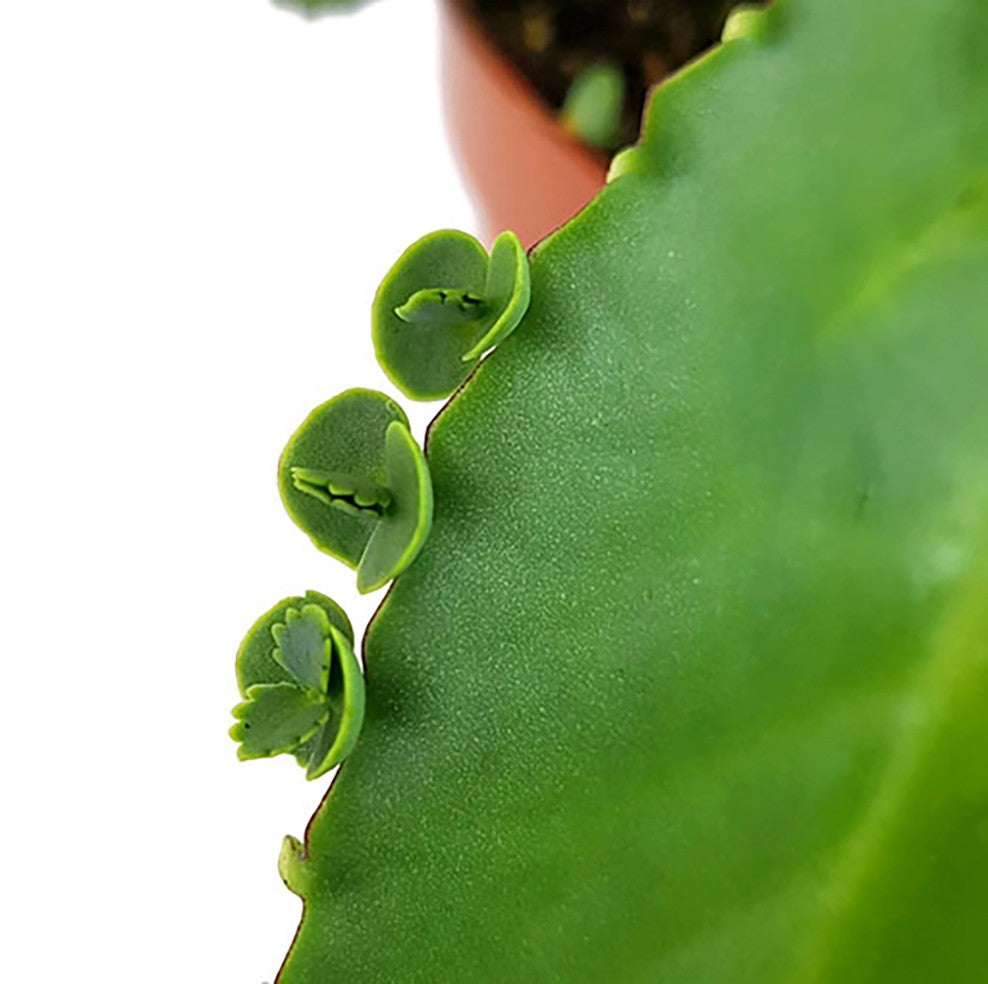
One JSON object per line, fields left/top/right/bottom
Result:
{"left": 271, "top": 604, "right": 333, "bottom": 692}
{"left": 235, "top": 590, "right": 352, "bottom": 695}
{"left": 561, "top": 60, "right": 625, "bottom": 149}
{"left": 275, "top": 0, "right": 988, "bottom": 980}
{"left": 461, "top": 232, "right": 531, "bottom": 363}
{"left": 395, "top": 288, "right": 488, "bottom": 327}
{"left": 278, "top": 835, "right": 310, "bottom": 898}
{"left": 304, "top": 624, "right": 366, "bottom": 779}
{"left": 272, "top": 0, "right": 371, "bottom": 17}
{"left": 289, "top": 467, "right": 391, "bottom": 517}
{"left": 229, "top": 683, "right": 328, "bottom": 761}
{"left": 355, "top": 421, "right": 434, "bottom": 594}
{"left": 721, "top": 3, "right": 771, "bottom": 42}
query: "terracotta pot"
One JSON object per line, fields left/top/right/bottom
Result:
{"left": 440, "top": 0, "right": 608, "bottom": 249}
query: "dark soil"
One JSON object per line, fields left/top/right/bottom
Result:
{"left": 458, "top": 0, "right": 739, "bottom": 149}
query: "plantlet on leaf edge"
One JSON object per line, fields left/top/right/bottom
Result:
{"left": 561, "top": 60, "right": 625, "bottom": 150}
{"left": 278, "top": 388, "right": 433, "bottom": 593}
{"left": 231, "top": 594, "right": 365, "bottom": 780}
{"left": 374, "top": 229, "right": 530, "bottom": 400}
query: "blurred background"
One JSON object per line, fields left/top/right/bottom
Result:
{"left": 0, "top": 0, "right": 472, "bottom": 979}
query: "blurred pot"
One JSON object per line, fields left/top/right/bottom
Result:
{"left": 440, "top": 0, "right": 608, "bottom": 248}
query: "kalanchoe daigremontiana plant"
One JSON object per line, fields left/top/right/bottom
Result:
{"left": 234, "top": 0, "right": 988, "bottom": 978}
{"left": 230, "top": 592, "right": 364, "bottom": 779}
{"left": 373, "top": 229, "right": 530, "bottom": 400}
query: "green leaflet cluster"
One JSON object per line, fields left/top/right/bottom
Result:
{"left": 231, "top": 234, "right": 530, "bottom": 777}
{"left": 230, "top": 593, "right": 364, "bottom": 780}
{"left": 374, "top": 230, "right": 530, "bottom": 400}
{"left": 278, "top": 389, "right": 433, "bottom": 595}
{"left": 278, "top": 231, "right": 530, "bottom": 594}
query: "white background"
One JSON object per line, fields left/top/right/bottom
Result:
{"left": 0, "top": 0, "right": 473, "bottom": 979}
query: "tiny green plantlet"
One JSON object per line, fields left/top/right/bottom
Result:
{"left": 561, "top": 60, "right": 625, "bottom": 150}
{"left": 272, "top": 0, "right": 368, "bottom": 18}
{"left": 278, "top": 834, "right": 311, "bottom": 898}
{"left": 278, "top": 388, "right": 433, "bottom": 594}
{"left": 230, "top": 592, "right": 365, "bottom": 780}
{"left": 373, "top": 229, "right": 530, "bottom": 401}
{"left": 720, "top": 3, "right": 770, "bottom": 42}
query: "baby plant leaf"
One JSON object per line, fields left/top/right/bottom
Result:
{"left": 561, "top": 60, "right": 625, "bottom": 150}
{"left": 461, "top": 232, "right": 531, "bottom": 363}
{"left": 287, "top": 468, "right": 391, "bottom": 516}
{"left": 374, "top": 229, "right": 487, "bottom": 401}
{"left": 229, "top": 684, "right": 328, "bottom": 761}
{"left": 394, "top": 288, "right": 488, "bottom": 327}
{"left": 233, "top": 594, "right": 365, "bottom": 777}
{"left": 274, "top": 0, "right": 988, "bottom": 980}
{"left": 304, "top": 624, "right": 366, "bottom": 779}
{"left": 273, "top": 0, "right": 371, "bottom": 17}
{"left": 720, "top": 3, "right": 770, "bottom": 42}
{"left": 280, "top": 389, "right": 433, "bottom": 592}
{"left": 278, "top": 835, "right": 310, "bottom": 898}
{"left": 235, "top": 590, "right": 352, "bottom": 695}
{"left": 271, "top": 604, "right": 333, "bottom": 692}
{"left": 374, "top": 229, "right": 530, "bottom": 400}
{"left": 356, "top": 421, "right": 433, "bottom": 594}
{"left": 278, "top": 388, "right": 408, "bottom": 568}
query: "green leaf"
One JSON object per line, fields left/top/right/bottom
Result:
{"left": 278, "top": 389, "right": 408, "bottom": 568}
{"left": 288, "top": 468, "right": 391, "bottom": 516}
{"left": 273, "top": 0, "right": 372, "bottom": 17}
{"left": 373, "top": 229, "right": 487, "bottom": 400}
{"left": 229, "top": 684, "right": 328, "bottom": 761}
{"left": 720, "top": 3, "right": 771, "bottom": 43}
{"left": 235, "top": 590, "right": 352, "bottom": 696}
{"left": 461, "top": 232, "right": 531, "bottom": 363}
{"left": 276, "top": 0, "right": 988, "bottom": 980}
{"left": 304, "top": 624, "right": 366, "bottom": 779}
{"left": 561, "top": 60, "right": 625, "bottom": 150}
{"left": 271, "top": 604, "right": 333, "bottom": 692}
{"left": 278, "top": 834, "right": 310, "bottom": 898}
{"left": 356, "top": 421, "right": 433, "bottom": 595}
{"left": 395, "top": 288, "right": 488, "bottom": 327}
{"left": 373, "top": 230, "right": 530, "bottom": 400}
